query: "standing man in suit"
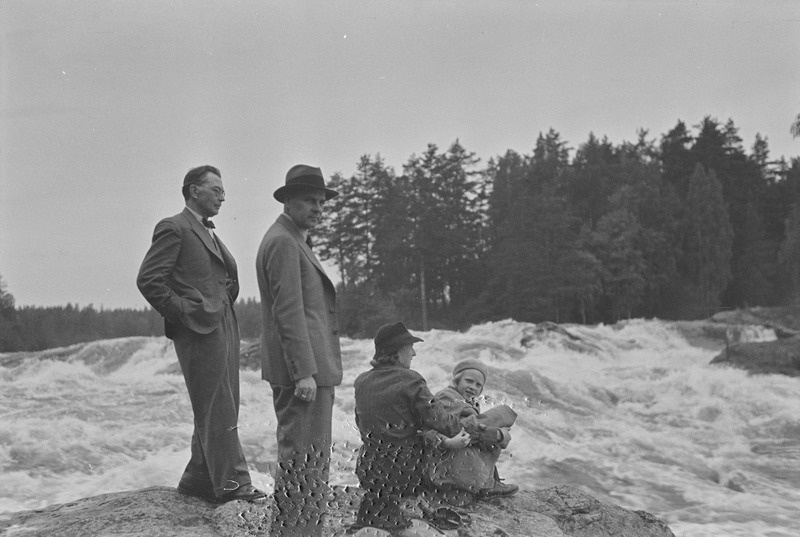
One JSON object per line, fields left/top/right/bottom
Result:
{"left": 137, "top": 165, "right": 265, "bottom": 504}
{"left": 256, "top": 164, "right": 342, "bottom": 536}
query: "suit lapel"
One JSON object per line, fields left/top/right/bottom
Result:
{"left": 181, "top": 208, "right": 224, "bottom": 264}
{"left": 277, "top": 213, "right": 332, "bottom": 285}
{"left": 215, "top": 234, "right": 237, "bottom": 276}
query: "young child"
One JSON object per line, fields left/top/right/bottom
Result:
{"left": 352, "top": 322, "right": 469, "bottom": 534}
{"left": 424, "top": 358, "right": 518, "bottom": 503}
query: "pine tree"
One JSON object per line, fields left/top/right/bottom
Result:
{"left": 585, "top": 209, "right": 647, "bottom": 321}
{"left": 605, "top": 148, "right": 683, "bottom": 318}
{"left": 480, "top": 131, "right": 585, "bottom": 322}
{"left": 403, "top": 141, "right": 485, "bottom": 327}
{"left": 316, "top": 156, "right": 395, "bottom": 290}
{"left": 485, "top": 150, "right": 529, "bottom": 247}
{"left": 686, "top": 117, "right": 776, "bottom": 307}
{"left": 567, "top": 132, "right": 620, "bottom": 230}
{"left": 660, "top": 120, "right": 695, "bottom": 199}
{"left": 371, "top": 169, "right": 416, "bottom": 294}
{"left": 681, "top": 164, "right": 734, "bottom": 316}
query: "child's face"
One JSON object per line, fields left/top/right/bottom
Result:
{"left": 455, "top": 369, "right": 484, "bottom": 399}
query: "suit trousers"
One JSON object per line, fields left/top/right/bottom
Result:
{"left": 270, "top": 385, "right": 334, "bottom": 537}
{"left": 173, "top": 303, "right": 251, "bottom": 497}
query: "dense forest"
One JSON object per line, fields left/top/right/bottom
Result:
{"left": 2, "top": 116, "right": 799, "bottom": 351}
{"left": 314, "top": 117, "right": 800, "bottom": 336}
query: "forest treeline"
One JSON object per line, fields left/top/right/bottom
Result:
{"left": 2, "top": 116, "right": 800, "bottom": 351}
{"left": 0, "top": 293, "right": 265, "bottom": 352}
{"left": 314, "top": 117, "right": 800, "bottom": 337}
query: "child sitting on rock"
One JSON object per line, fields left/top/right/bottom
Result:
{"left": 424, "top": 358, "right": 518, "bottom": 505}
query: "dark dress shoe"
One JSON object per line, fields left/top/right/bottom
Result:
{"left": 217, "top": 483, "right": 268, "bottom": 503}
{"left": 176, "top": 483, "right": 217, "bottom": 503}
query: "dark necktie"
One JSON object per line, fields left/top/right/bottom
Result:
{"left": 202, "top": 218, "right": 215, "bottom": 229}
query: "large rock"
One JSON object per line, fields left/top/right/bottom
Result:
{"left": 709, "top": 306, "right": 800, "bottom": 335}
{"left": 697, "top": 306, "right": 800, "bottom": 377}
{"left": 710, "top": 337, "right": 800, "bottom": 377}
{"left": 0, "top": 485, "right": 675, "bottom": 537}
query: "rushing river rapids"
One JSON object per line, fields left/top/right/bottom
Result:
{"left": 1, "top": 319, "right": 798, "bottom": 536}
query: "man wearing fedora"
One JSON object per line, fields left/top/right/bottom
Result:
{"left": 256, "top": 164, "right": 342, "bottom": 535}
{"left": 137, "top": 165, "right": 264, "bottom": 504}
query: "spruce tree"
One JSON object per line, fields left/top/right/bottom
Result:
{"left": 660, "top": 120, "right": 695, "bottom": 199}
{"left": 681, "top": 164, "right": 734, "bottom": 316}
{"left": 403, "top": 141, "right": 485, "bottom": 327}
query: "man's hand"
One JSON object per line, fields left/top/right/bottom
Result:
{"left": 442, "top": 428, "right": 470, "bottom": 450}
{"left": 294, "top": 376, "right": 317, "bottom": 402}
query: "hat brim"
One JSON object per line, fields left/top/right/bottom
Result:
{"left": 273, "top": 183, "right": 339, "bottom": 203}
{"left": 372, "top": 334, "right": 423, "bottom": 359}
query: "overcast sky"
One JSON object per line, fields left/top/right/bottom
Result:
{"left": 2, "top": 1, "right": 799, "bottom": 310}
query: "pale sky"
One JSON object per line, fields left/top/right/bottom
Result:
{"left": 2, "top": 1, "right": 799, "bottom": 309}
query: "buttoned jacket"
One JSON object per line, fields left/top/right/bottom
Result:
{"left": 256, "top": 213, "right": 342, "bottom": 386}
{"left": 137, "top": 207, "right": 239, "bottom": 339}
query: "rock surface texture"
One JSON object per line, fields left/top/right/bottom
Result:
{"left": 0, "top": 485, "right": 675, "bottom": 537}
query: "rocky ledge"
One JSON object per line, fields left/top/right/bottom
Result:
{"left": 710, "top": 336, "right": 800, "bottom": 377}
{"left": 707, "top": 306, "right": 800, "bottom": 377}
{"left": 0, "top": 485, "right": 675, "bottom": 537}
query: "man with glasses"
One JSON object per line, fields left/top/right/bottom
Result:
{"left": 137, "top": 165, "right": 265, "bottom": 504}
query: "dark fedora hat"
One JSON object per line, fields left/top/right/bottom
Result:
{"left": 373, "top": 321, "right": 423, "bottom": 358}
{"left": 273, "top": 164, "right": 340, "bottom": 203}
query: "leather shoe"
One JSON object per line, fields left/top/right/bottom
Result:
{"left": 216, "top": 483, "right": 268, "bottom": 503}
{"left": 176, "top": 483, "right": 217, "bottom": 503}
{"left": 477, "top": 481, "right": 518, "bottom": 500}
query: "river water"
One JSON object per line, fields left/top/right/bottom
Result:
{"left": 1, "top": 319, "right": 798, "bottom": 536}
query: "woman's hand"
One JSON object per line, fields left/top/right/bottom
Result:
{"left": 442, "top": 428, "right": 470, "bottom": 450}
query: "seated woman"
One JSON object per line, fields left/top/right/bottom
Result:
{"left": 424, "top": 358, "right": 518, "bottom": 503}
{"left": 352, "top": 322, "right": 469, "bottom": 534}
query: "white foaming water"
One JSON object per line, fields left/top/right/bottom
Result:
{"left": 1, "top": 320, "right": 798, "bottom": 536}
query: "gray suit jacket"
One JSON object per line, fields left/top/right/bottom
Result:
{"left": 256, "top": 213, "right": 342, "bottom": 386}
{"left": 137, "top": 207, "right": 239, "bottom": 339}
